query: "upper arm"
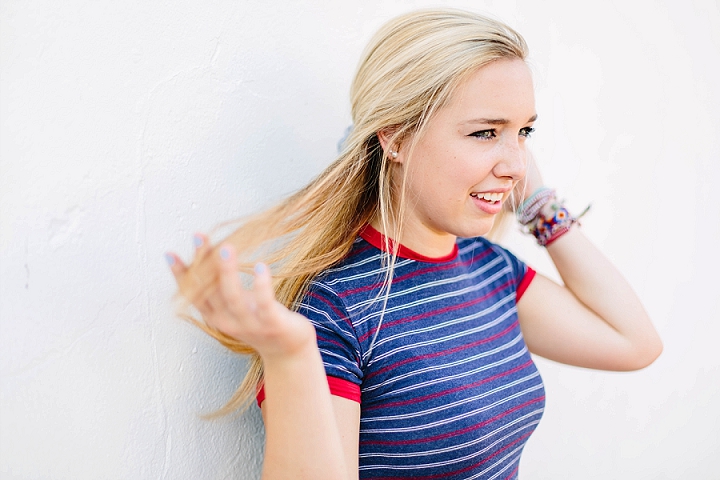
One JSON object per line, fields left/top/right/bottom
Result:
{"left": 261, "top": 395, "right": 360, "bottom": 480}
{"left": 517, "top": 273, "right": 639, "bottom": 370}
{"left": 331, "top": 395, "right": 361, "bottom": 480}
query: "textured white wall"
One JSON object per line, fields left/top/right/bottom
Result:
{"left": 1, "top": 1, "right": 718, "bottom": 479}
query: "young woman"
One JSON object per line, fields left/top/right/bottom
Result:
{"left": 167, "top": 9, "right": 662, "bottom": 480}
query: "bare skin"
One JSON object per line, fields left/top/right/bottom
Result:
{"left": 167, "top": 59, "right": 662, "bottom": 479}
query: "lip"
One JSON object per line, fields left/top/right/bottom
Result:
{"left": 469, "top": 188, "right": 512, "bottom": 215}
{"left": 470, "top": 194, "right": 504, "bottom": 215}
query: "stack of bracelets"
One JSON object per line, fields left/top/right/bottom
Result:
{"left": 516, "top": 187, "right": 590, "bottom": 246}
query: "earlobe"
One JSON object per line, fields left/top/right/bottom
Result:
{"left": 377, "top": 128, "right": 402, "bottom": 162}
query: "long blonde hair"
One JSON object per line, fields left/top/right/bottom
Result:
{"left": 177, "top": 8, "right": 528, "bottom": 415}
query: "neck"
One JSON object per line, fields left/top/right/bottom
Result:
{"left": 369, "top": 217, "right": 457, "bottom": 259}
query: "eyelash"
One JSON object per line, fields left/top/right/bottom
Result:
{"left": 469, "top": 127, "right": 535, "bottom": 140}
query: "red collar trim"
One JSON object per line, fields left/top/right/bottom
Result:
{"left": 359, "top": 224, "right": 459, "bottom": 263}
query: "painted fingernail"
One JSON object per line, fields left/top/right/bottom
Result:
{"left": 164, "top": 253, "right": 175, "bottom": 267}
{"left": 193, "top": 234, "right": 203, "bottom": 248}
{"left": 219, "top": 247, "right": 230, "bottom": 261}
{"left": 254, "top": 263, "right": 266, "bottom": 275}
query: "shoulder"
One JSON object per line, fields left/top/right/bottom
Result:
{"left": 308, "top": 236, "right": 388, "bottom": 302}
{"left": 298, "top": 236, "right": 385, "bottom": 326}
{"left": 456, "top": 236, "right": 531, "bottom": 291}
{"left": 456, "top": 235, "right": 521, "bottom": 266}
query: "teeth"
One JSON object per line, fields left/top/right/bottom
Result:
{"left": 471, "top": 192, "right": 503, "bottom": 202}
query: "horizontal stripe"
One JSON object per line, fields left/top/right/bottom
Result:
{"left": 365, "top": 338, "right": 527, "bottom": 397}
{"left": 365, "top": 319, "right": 519, "bottom": 381}
{"left": 360, "top": 393, "right": 545, "bottom": 442}
{"left": 359, "top": 413, "right": 543, "bottom": 459}
{"left": 361, "top": 375, "right": 542, "bottom": 427}
{"left": 364, "top": 359, "right": 533, "bottom": 412}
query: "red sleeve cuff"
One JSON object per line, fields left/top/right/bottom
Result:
{"left": 256, "top": 376, "right": 361, "bottom": 407}
{"left": 516, "top": 266, "right": 536, "bottom": 302}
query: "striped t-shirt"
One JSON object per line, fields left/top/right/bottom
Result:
{"left": 265, "top": 225, "right": 545, "bottom": 479}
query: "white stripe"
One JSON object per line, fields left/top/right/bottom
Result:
{"left": 471, "top": 446, "right": 522, "bottom": 480}
{"left": 353, "top": 270, "right": 512, "bottom": 348}
{"left": 359, "top": 421, "right": 540, "bottom": 469}
{"left": 348, "top": 256, "right": 505, "bottom": 312}
{"left": 323, "top": 257, "right": 415, "bottom": 285}
{"left": 353, "top": 267, "right": 511, "bottom": 337}
{"left": 320, "top": 361, "right": 356, "bottom": 379}
{"left": 324, "top": 251, "right": 384, "bottom": 275}
{"left": 361, "top": 378, "right": 542, "bottom": 428}
{"left": 304, "top": 305, "right": 358, "bottom": 345}
{"left": 359, "top": 409, "right": 543, "bottom": 459}
{"left": 365, "top": 339, "right": 527, "bottom": 396}
{"left": 367, "top": 306, "right": 516, "bottom": 367}
{"left": 360, "top": 443, "right": 525, "bottom": 479}
{"left": 372, "top": 291, "right": 512, "bottom": 347}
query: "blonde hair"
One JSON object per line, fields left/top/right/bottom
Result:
{"left": 177, "top": 8, "right": 528, "bottom": 415}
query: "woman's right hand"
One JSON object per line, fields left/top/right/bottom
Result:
{"left": 166, "top": 234, "right": 317, "bottom": 361}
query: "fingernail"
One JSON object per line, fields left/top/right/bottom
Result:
{"left": 254, "top": 263, "right": 266, "bottom": 275}
{"left": 193, "top": 234, "right": 203, "bottom": 248}
{"left": 164, "top": 253, "right": 175, "bottom": 266}
{"left": 219, "top": 247, "right": 230, "bottom": 261}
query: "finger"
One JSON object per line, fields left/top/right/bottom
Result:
{"left": 216, "top": 244, "right": 254, "bottom": 319}
{"left": 192, "top": 232, "right": 213, "bottom": 262}
{"left": 165, "top": 252, "right": 188, "bottom": 282}
{"left": 252, "top": 263, "right": 278, "bottom": 320}
{"left": 166, "top": 251, "right": 215, "bottom": 316}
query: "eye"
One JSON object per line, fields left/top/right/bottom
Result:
{"left": 469, "top": 129, "right": 496, "bottom": 140}
{"left": 519, "top": 126, "right": 535, "bottom": 138}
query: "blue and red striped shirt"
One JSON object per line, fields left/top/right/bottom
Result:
{"left": 264, "top": 225, "right": 544, "bottom": 479}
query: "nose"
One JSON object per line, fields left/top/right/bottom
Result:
{"left": 492, "top": 137, "right": 526, "bottom": 181}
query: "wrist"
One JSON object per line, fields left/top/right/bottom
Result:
{"left": 260, "top": 322, "right": 319, "bottom": 370}
{"left": 516, "top": 187, "right": 589, "bottom": 247}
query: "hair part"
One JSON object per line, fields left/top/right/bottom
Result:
{"left": 177, "top": 8, "right": 528, "bottom": 415}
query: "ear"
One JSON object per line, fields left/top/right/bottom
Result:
{"left": 377, "top": 127, "right": 403, "bottom": 163}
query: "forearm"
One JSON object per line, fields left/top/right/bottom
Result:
{"left": 545, "top": 227, "right": 663, "bottom": 366}
{"left": 261, "top": 343, "right": 350, "bottom": 480}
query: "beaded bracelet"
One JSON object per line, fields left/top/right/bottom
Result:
{"left": 517, "top": 188, "right": 590, "bottom": 247}
{"left": 516, "top": 187, "right": 556, "bottom": 225}
{"left": 528, "top": 203, "right": 576, "bottom": 246}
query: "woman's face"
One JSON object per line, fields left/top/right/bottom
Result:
{"left": 389, "top": 58, "right": 536, "bottom": 256}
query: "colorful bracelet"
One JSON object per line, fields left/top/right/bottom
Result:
{"left": 528, "top": 203, "right": 576, "bottom": 246}
{"left": 518, "top": 188, "right": 590, "bottom": 247}
{"left": 516, "top": 187, "right": 556, "bottom": 225}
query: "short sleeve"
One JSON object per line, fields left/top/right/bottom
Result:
{"left": 298, "top": 281, "right": 364, "bottom": 387}
{"left": 487, "top": 241, "right": 536, "bottom": 302}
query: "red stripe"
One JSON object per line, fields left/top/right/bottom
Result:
{"left": 503, "top": 464, "right": 520, "bottom": 480}
{"left": 360, "top": 395, "right": 545, "bottom": 446}
{"left": 316, "top": 333, "right": 346, "bottom": 351}
{"left": 364, "top": 360, "right": 533, "bottom": 411}
{"left": 256, "top": 375, "right": 361, "bottom": 407}
{"left": 359, "top": 224, "right": 459, "bottom": 263}
{"left": 516, "top": 267, "right": 535, "bottom": 302}
{"left": 328, "top": 376, "right": 361, "bottom": 403}
{"left": 358, "top": 279, "right": 513, "bottom": 343}
{"left": 365, "top": 318, "right": 518, "bottom": 381}
{"left": 306, "top": 291, "right": 354, "bottom": 332}
{"left": 351, "top": 243, "right": 375, "bottom": 257}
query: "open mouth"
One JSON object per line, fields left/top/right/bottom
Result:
{"left": 470, "top": 192, "right": 503, "bottom": 203}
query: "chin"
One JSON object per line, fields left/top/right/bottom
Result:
{"left": 455, "top": 218, "right": 496, "bottom": 239}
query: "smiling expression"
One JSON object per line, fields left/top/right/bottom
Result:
{"left": 381, "top": 58, "right": 537, "bottom": 257}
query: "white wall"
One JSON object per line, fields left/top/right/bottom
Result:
{"left": 1, "top": 1, "right": 718, "bottom": 478}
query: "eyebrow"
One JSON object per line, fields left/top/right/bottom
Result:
{"left": 464, "top": 114, "right": 538, "bottom": 125}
